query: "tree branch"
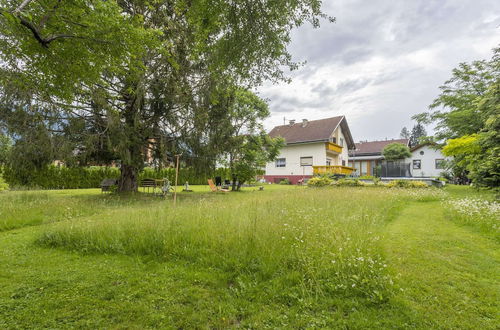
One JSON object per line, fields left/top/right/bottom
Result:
{"left": 13, "top": 0, "right": 35, "bottom": 14}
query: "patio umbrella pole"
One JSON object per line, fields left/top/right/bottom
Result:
{"left": 173, "top": 154, "right": 180, "bottom": 206}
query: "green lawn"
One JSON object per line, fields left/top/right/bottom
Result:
{"left": 0, "top": 185, "right": 498, "bottom": 328}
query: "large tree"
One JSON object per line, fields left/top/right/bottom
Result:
{"left": 216, "top": 88, "right": 284, "bottom": 190}
{"left": 0, "top": 132, "right": 11, "bottom": 166}
{"left": 408, "top": 122, "right": 427, "bottom": 147}
{"left": 399, "top": 126, "right": 410, "bottom": 139}
{"left": 414, "top": 48, "right": 498, "bottom": 141}
{"left": 0, "top": 0, "right": 330, "bottom": 191}
{"left": 415, "top": 47, "right": 499, "bottom": 189}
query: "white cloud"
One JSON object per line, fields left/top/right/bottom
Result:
{"left": 258, "top": 0, "right": 500, "bottom": 141}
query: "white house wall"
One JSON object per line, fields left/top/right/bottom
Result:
{"left": 331, "top": 128, "right": 349, "bottom": 166}
{"left": 408, "top": 145, "right": 449, "bottom": 177}
{"left": 265, "top": 142, "right": 327, "bottom": 176}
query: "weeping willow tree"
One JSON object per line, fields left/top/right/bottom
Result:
{"left": 0, "top": 0, "right": 332, "bottom": 191}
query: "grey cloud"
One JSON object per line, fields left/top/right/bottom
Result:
{"left": 261, "top": 0, "right": 500, "bottom": 140}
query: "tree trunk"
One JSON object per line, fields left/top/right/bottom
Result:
{"left": 118, "top": 164, "right": 138, "bottom": 192}
{"left": 231, "top": 174, "right": 237, "bottom": 191}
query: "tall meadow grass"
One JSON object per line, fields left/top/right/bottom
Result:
{"left": 36, "top": 187, "right": 442, "bottom": 301}
{"left": 0, "top": 190, "right": 161, "bottom": 231}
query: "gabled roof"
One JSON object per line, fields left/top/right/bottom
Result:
{"left": 350, "top": 138, "right": 409, "bottom": 156}
{"left": 268, "top": 116, "right": 355, "bottom": 149}
{"left": 410, "top": 142, "right": 438, "bottom": 152}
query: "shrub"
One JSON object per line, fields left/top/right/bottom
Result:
{"left": 386, "top": 180, "right": 429, "bottom": 188}
{"left": 358, "top": 175, "right": 375, "bottom": 180}
{"left": 382, "top": 143, "right": 411, "bottom": 161}
{"left": 307, "top": 176, "right": 333, "bottom": 187}
{"left": 0, "top": 175, "right": 8, "bottom": 191}
{"left": 279, "top": 178, "right": 290, "bottom": 185}
{"left": 336, "top": 179, "right": 365, "bottom": 187}
{"left": 2, "top": 166, "right": 231, "bottom": 189}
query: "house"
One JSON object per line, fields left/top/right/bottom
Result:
{"left": 348, "top": 139, "right": 409, "bottom": 176}
{"left": 407, "top": 143, "right": 449, "bottom": 178}
{"left": 264, "top": 116, "right": 356, "bottom": 184}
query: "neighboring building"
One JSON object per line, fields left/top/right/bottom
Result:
{"left": 407, "top": 143, "right": 449, "bottom": 178}
{"left": 349, "top": 139, "right": 409, "bottom": 176}
{"left": 264, "top": 116, "right": 356, "bottom": 184}
{"left": 349, "top": 140, "right": 449, "bottom": 178}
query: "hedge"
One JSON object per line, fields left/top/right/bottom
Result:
{"left": 2, "top": 166, "right": 231, "bottom": 189}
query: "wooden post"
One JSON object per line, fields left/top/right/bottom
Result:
{"left": 173, "top": 154, "right": 180, "bottom": 206}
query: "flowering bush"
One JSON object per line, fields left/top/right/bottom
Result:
{"left": 336, "top": 179, "right": 366, "bottom": 187}
{"left": 307, "top": 176, "right": 333, "bottom": 187}
{"left": 386, "top": 180, "right": 429, "bottom": 188}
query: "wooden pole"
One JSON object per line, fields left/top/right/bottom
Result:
{"left": 173, "top": 154, "right": 180, "bottom": 206}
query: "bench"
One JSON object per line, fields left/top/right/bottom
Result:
{"left": 140, "top": 178, "right": 157, "bottom": 193}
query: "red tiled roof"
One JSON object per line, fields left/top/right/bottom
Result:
{"left": 269, "top": 116, "right": 343, "bottom": 144}
{"left": 352, "top": 139, "right": 409, "bottom": 155}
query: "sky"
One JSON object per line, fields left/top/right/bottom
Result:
{"left": 257, "top": 0, "right": 500, "bottom": 142}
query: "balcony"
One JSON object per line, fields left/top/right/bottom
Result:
{"left": 325, "top": 142, "right": 343, "bottom": 153}
{"left": 313, "top": 165, "right": 355, "bottom": 176}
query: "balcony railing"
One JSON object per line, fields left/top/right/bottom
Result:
{"left": 313, "top": 165, "right": 355, "bottom": 176}
{"left": 325, "top": 142, "right": 343, "bottom": 153}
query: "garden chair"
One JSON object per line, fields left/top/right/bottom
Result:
{"left": 208, "top": 179, "right": 229, "bottom": 192}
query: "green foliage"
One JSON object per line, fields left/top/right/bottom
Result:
{"left": 278, "top": 178, "right": 290, "bottom": 185}
{"left": 409, "top": 123, "right": 427, "bottom": 147}
{"left": 385, "top": 180, "right": 429, "bottom": 188}
{"left": 307, "top": 176, "right": 333, "bottom": 187}
{"left": 382, "top": 143, "right": 412, "bottom": 161}
{"left": 0, "top": 0, "right": 328, "bottom": 192}
{"left": 414, "top": 48, "right": 498, "bottom": 141}
{"left": 414, "top": 48, "right": 499, "bottom": 189}
{"left": 0, "top": 133, "right": 11, "bottom": 166}
{"left": 2, "top": 166, "right": 230, "bottom": 189}
{"left": 0, "top": 173, "right": 8, "bottom": 191}
{"left": 442, "top": 134, "right": 481, "bottom": 156}
{"left": 218, "top": 89, "right": 285, "bottom": 190}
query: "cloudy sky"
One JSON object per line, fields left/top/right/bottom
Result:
{"left": 257, "top": 0, "right": 500, "bottom": 141}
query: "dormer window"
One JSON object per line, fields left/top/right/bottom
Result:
{"left": 330, "top": 137, "right": 337, "bottom": 144}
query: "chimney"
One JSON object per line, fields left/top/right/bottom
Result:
{"left": 289, "top": 119, "right": 295, "bottom": 126}
{"left": 301, "top": 119, "right": 308, "bottom": 127}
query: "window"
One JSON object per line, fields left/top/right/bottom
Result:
{"left": 340, "top": 137, "right": 344, "bottom": 147}
{"left": 326, "top": 158, "right": 331, "bottom": 166}
{"left": 361, "top": 161, "right": 367, "bottom": 174}
{"left": 435, "top": 159, "right": 446, "bottom": 169}
{"left": 342, "top": 160, "right": 346, "bottom": 166}
{"left": 419, "top": 151, "right": 424, "bottom": 155}
{"left": 275, "top": 158, "right": 286, "bottom": 167}
{"left": 413, "top": 159, "right": 421, "bottom": 169}
{"left": 300, "top": 156, "right": 313, "bottom": 166}
{"left": 330, "top": 137, "right": 337, "bottom": 144}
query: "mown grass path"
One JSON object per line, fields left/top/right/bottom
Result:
{"left": 384, "top": 201, "right": 499, "bottom": 329}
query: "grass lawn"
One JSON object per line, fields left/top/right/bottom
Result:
{"left": 0, "top": 184, "right": 498, "bottom": 328}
